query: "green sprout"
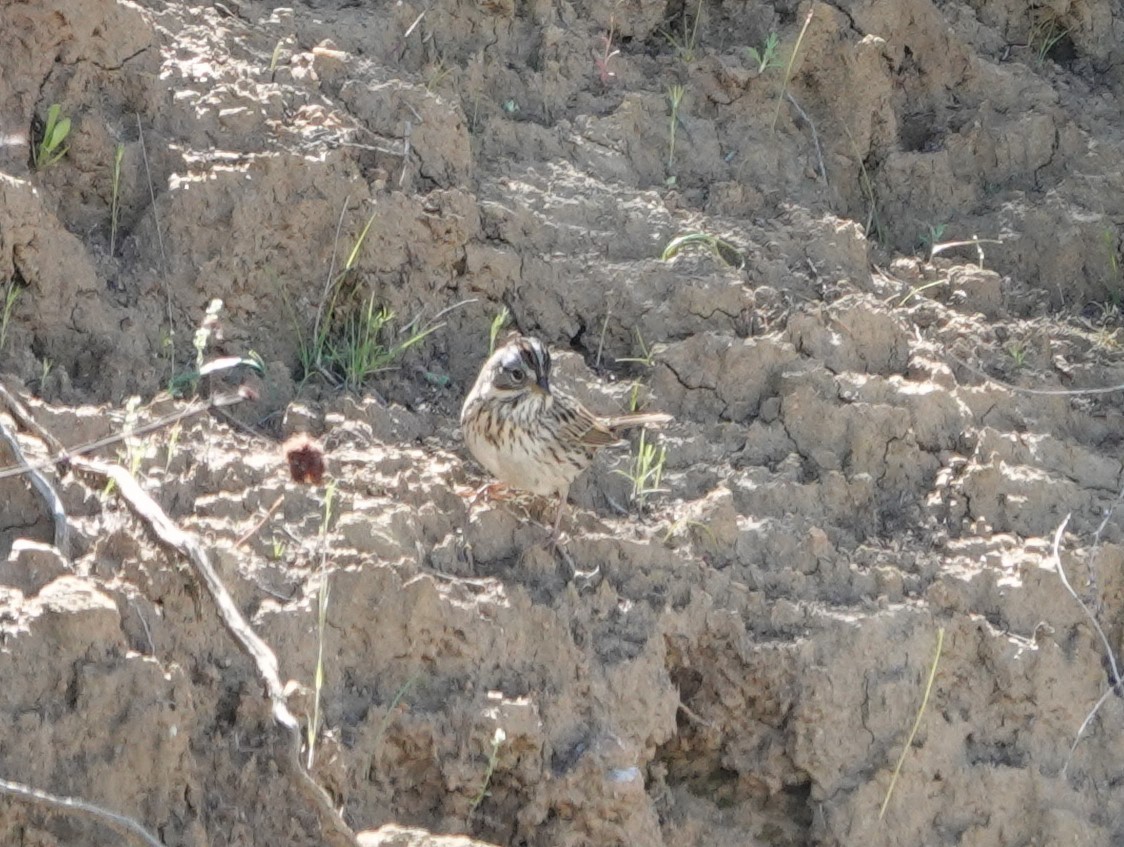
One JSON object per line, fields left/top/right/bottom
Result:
{"left": 0, "top": 281, "right": 21, "bottom": 353}
{"left": 746, "top": 32, "right": 783, "bottom": 73}
{"left": 109, "top": 142, "right": 125, "bottom": 255}
{"left": 489, "top": 306, "right": 512, "bottom": 354}
{"left": 33, "top": 104, "right": 71, "bottom": 169}
{"left": 616, "top": 429, "right": 668, "bottom": 512}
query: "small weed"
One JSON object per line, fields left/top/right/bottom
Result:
{"left": 424, "top": 58, "right": 455, "bottom": 93}
{"left": 894, "top": 237, "right": 1001, "bottom": 307}
{"left": 0, "top": 280, "right": 21, "bottom": 353}
{"left": 33, "top": 104, "right": 71, "bottom": 169}
{"left": 843, "top": 122, "right": 884, "bottom": 244}
{"left": 660, "top": 515, "right": 716, "bottom": 547}
{"left": 118, "top": 396, "right": 155, "bottom": 480}
{"left": 109, "top": 142, "right": 125, "bottom": 255}
{"left": 617, "top": 328, "right": 656, "bottom": 368}
{"left": 918, "top": 223, "right": 947, "bottom": 255}
{"left": 102, "top": 395, "right": 150, "bottom": 496}
{"left": 194, "top": 298, "right": 223, "bottom": 370}
{"left": 470, "top": 727, "right": 506, "bottom": 812}
{"left": 1005, "top": 341, "right": 1028, "bottom": 368}
{"left": 135, "top": 114, "right": 175, "bottom": 389}
{"left": 173, "top": 300, "right": 222, "bottom": 391}
{"left": 488, "top": 305, "right": 512, "bottom": 354}
{"left": 307, "top": 480, "right": 337, "bottom": 770}
{"left": 373, "top": 674, "right": 420, "bottom": 752}
{"left": 328, "top": 298, "right": 398, "bottom": 388}
{"left": 661, "top": 231, "right": 745, "bottom": 268}
{"left": 269, "top": 39, "right": 287, "bottom": 77}
{"left": 616, "top": 429, "right": 668, "bottom": 512}
{"left": 169, "top": 299, "right": 263, "bottom": 396}
{"left": 771, "top": 7, "right": 814, "bottom": 132}
{"left": 1102, "top": 226, "right": 1122, "bottom": 306}
{"left": 593, "top": 18, "right": 621, "bottom": 85}
{"left": 626, "top": 381, "right": 644, "bottom": 412}
{"left": 896, "top": 278, "right": 948, "bottom": 308}
{"left": 304, "top": 205, "right": 378, "bottom": 377}
{"left": 746, "top": 32, "right": 783, "bottom": 73}
{"left": 1103, "top": 226, "right": 1120, "bottom": 276}
{"left": 299, "top": 206, "right": 446, "bottom": 390}
{"left": 666, "top": 84, "right": 686, "bottom": 185}
{"left": 661, "top": 0, "right": 704, "bottom": 63}
{"left": 1029, "top": 17, "right": 1069, "bottom": 66}
{"left": 164, "top": 421, "right": 183, "bottom": 472}
{"left": 270, "top": 538, "right": 286, "bottom": 560}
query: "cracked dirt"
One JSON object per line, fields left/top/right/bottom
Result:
{"left": 3, "top": 0, "right": 1124, "bottom": 845}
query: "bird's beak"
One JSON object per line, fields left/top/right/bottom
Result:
{"left": 534, "top": 374, "right": 551, "bottom": 395}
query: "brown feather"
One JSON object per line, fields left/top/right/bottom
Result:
{"left": 603, "top": 412, "right": 673, "bottom": 433}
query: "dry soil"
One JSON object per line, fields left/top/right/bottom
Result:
{"left": 3, "top": 0, "right": 1124, "bottom": 845}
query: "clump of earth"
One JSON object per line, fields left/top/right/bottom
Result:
{"left": 2, "top": 0, "right": 1124, "bottom": 845}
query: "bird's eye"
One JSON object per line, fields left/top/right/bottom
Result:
{"left": 509, "top": 368, "right": 526, "bottom": 382}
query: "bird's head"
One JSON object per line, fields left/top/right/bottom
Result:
{"left": 487, "top": 335, "right": 552, "bottom": 399}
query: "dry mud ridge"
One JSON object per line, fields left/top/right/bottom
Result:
{"left": 3, "top": 0, "right": 1124, "bottom": 844}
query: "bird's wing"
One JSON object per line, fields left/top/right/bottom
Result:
{"left": 554, "top": 398, "right": 621, "bottom": 447}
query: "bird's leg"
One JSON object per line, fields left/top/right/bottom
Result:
{"left": 465, "top": 481, "right": 513, "bottom": 509}
{"left": 550, "top": 492, "right": 568, "bottom": 543}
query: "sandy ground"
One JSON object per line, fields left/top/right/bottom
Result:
{"left": 2, "top": 0, "right": 1124, "bottom": 844}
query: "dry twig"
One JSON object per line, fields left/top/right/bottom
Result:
{"left": 0, "top": 390, "right": 249, "bottom": 483}
{"left": 1053, "top": 515, "right": 1124, "bottom": 777}
{"left": 0, "top": 381, "right": 70, "bottom": 555}
{"left": 785, "top": 92, "right": 828, "bottom": 185}
{"left": 0, "top": 777, "right": 163, "bottom": 847}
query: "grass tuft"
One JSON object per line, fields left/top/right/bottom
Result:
{"left": 770, "top": 8, "right": 814, "bottom": 132}
{"left": 616, "top": 429, "right": 668, "bottom": 512}
{"left": 1029, "top": 16, "right": 1069, "bottom": 66}
{"left": 660, "top": 0, "right": 704, "bottom": 63}
{"left": 298, "top": 205, "right": 446, "bottom": 390}
{"left": 617, "top": 328, "right": 656, "bottom": 368}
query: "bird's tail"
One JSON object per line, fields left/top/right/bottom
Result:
{"left": 604, "top": 412, "right": 673, "bottom": 433}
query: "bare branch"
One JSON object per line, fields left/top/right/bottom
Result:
{"left": 0, "top": 389, "right": 69, "bottom": 557}
{"left": 0, "top": 777, "right": 162, "bottom": 847}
